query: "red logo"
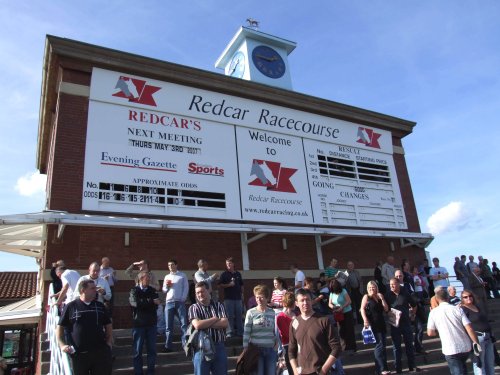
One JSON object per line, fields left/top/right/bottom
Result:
{"left": 112, "top": 76, "right": 161, "bottom": 106}
{"left": 356, "top": 127, "right": 381, "bottom": 149}
{"left": 188, "top": 162, "right": 224, "bottom": 176}
{"left": 249, "top": 159, "right": 297, "bottom": 193}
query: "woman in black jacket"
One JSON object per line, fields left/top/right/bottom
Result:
{"left": 360, "top": 281, "right": 390, "bottom": 375}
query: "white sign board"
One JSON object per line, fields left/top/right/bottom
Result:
{"left": 83, "top": 102, "right": 240, "bottom": 219}
{"left": 236, "top": 127, "right": 313, "bottom": 223}
{"left": 82, "top": 68, "right": 408, "bottom": 229}
{"left": 303, "top": 140, "right": 406, "bottom": 229}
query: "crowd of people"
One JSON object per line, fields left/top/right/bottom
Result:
{"left": 48, "top": 253, "right": 499, "bottom": 375}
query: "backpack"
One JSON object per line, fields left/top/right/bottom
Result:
{"left": 183, "top": 323, "right": 199, "bottom": 357}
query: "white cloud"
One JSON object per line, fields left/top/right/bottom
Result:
{"left": 426, "top": 201, "right": 476, "bottom": 235}
{"left": 15, "top": 171, "right": 46, "bottom": 196}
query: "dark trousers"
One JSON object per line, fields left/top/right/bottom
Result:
{"left": 105, "top": 286, "right": 115, "bottom": 317}
{"left": 444, "top": 352, "right": 469, "bottom": 375}
{"left": 71, "top": 346, "right": 112, "bottom": 375}
{"left": 390, "top": 322, "right": 415, "bottom": 371}
{"left": 282, "top": 344, "right": 293, "bottom": 375}
{"left": 349, "top": 289, "right": 362, "bottom": 323}
{"left": 484, "top": 277, "right": 500, "bottom": 298}
{"left": 413, "top": 316, "right": 424, "bottom": 352}
{"left": 338, "top": 310, "right": 357, "bottom": 351}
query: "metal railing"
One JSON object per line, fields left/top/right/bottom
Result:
{"left": 45, "top": 284, "right": 73, "bottom": 375}
{"left": 448, "top": 276, "right": 464, "bottom": 294}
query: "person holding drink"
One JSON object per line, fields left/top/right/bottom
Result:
{"left": 74, "top": 261, "right": 112, "bottom": 304}
{"left": 162, "top": 260, "right": 189, "bottom": 352}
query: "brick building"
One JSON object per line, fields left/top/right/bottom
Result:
{"left": 1, "top": 31, "right": 432, "bottom": 338}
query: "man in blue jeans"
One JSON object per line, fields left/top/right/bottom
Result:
{"left": 219, "top": 257, "right": 244, "bottom": 337}
{"left": 188, "top": 281, "right": 228, "bottom": 375}
{"left": 162, "top": 260, "right": 189, "bottom": 352}
{"left": 427, "top": 287, "right": 480, "bottom": 375}
{"left": 385, "top": 278, "right": 420, "bottom": 373}
{"left": 130, "top": 271, "right": 161, "bottom": 375}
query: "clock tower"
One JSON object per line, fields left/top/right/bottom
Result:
{"left": 215, "top": 26, "right": 296, "bottom": 90}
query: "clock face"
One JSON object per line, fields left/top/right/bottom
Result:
{"left": 228, "top": 51, "right": 245, "bottom": 78}
{"left": 251, "top": 45, "right": 286, "bottom": 79}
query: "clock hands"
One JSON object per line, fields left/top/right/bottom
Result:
{"left": 256, "top": 54, "right": 278, "bottom": 62}
{"left": 252, "top": 46, "right": 286, "bottom": 78}
{"left": 230, "top": 58, "right": 241, "bottom": 75}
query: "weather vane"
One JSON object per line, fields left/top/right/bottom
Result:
{"left": 246, "top": 18, "right": 259, "bottom": 30}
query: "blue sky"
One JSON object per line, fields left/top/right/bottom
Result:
{"left": 1, "top": 1, "right": 499, "bottom": 273}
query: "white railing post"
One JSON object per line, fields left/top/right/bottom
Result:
{"left": 45, "top": 284, "right": 73, "bottom": 375}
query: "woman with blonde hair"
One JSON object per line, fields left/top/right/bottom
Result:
{"left": 360, "top": 280, "right": 390, "bottom": 375}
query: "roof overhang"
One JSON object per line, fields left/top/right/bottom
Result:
{"left": 0, "top": 221, "right": 46, "bottom": 258}
{"left": 0, "top": 211, "right": 434, "bottom": 254}
{"left": 0, "top": 296, "right": 41, "bottom": 326}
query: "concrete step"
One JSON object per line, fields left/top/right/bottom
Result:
{"left": 111, "top": 357, "right": 238, "bottom": 374}
{"left": 112, "top": 344, "right": 242, "bottom": 368}
{"left": 42, "top": 298, "right": 500, "bottom": 375}
{"left": 108, "top": 318, "right": 500, "bottom": 368}
{"left": 110, "top": 337, "right": 444, "bottom": 374}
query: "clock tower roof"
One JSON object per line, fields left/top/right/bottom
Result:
{"left": 215, "top": 26, "right": 296, "bottom": 70}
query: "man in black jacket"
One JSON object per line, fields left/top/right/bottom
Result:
{"left": 130, "top": 271, "right": 161, "bottom": 375}
{"left": 57, "top": 279, "right": 113, "bottom": 375}
{"left": 386, "top": 278, "right": 420, "bottom": 373}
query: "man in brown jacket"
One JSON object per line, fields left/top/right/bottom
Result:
{"left": 289, "top": 289, "right": 342, "bottom": 375}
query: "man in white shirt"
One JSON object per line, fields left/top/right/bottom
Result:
{"left": 162, "top": 259, "right": 189, "bottom": 352}
{"left": 429, "top": 257, "right": 449, "bottom": 288}
{"left": 100, "top": 257, "right": 117, "bottom": 316}
{"left": 54, "top": 266, "right": 81, "bottom": 306}
{"left": 290, "top": 264, "right": 305, "bottom": 291}
{"left": 427, "top": 287, "right": 480, "bottom": 375}
{"left": 381, "top": 256, "right": 396, "bottom": 288}
{"left": 74, "top": 262, "right": 112, "bottom": 304}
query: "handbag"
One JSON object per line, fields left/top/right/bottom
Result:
{"left": 276, "top": 351, "right": 288, "bottom": 375}
{"left": 362, "top": 326, "right": 377, "bottom": 344}
{"left": 333, "top": 311, "right": 344, "bottom": 322}
{"left": 386, "top": 308, "right": 402, "bottom": 327}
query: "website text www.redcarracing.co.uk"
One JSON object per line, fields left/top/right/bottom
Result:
{"left": 244, "top": 207, "right": 309, "bottom": 216}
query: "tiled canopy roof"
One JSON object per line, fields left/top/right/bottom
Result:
{"left": 0, "top": 272, "right": 37, "bottom": 300}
